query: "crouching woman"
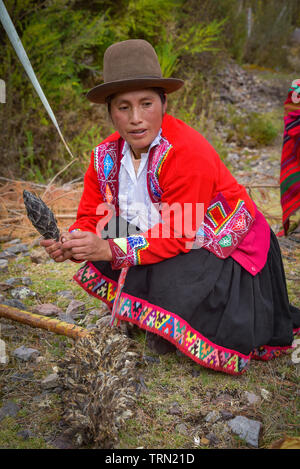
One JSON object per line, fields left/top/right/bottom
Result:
{"left": 41, "top": 39, "right": 300, "bottom": 375}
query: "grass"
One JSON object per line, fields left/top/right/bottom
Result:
{"left": 0, "top": 245, "right": 299, "bottom": 451}
{"left": 0, "top": 184, "right": 299, "bottom": 450}
{"left": 0, "top": 417, "right": 49, "bottom": 449}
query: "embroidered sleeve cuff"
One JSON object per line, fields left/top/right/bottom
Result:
{"left": 108, "top": 235, "right": 149, "bottom": 270}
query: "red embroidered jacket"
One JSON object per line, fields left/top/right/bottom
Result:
{"left": 69, "top": 114, "right": 259, "bottom": 270}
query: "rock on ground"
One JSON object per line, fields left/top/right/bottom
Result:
{"left": 65, "top": 299, "right": 85, "bottom": 318}
{"left": 205, "top": 410, "right": 220, "bottom": 424}
{"left": 56, "top": 290, "right": 74, "bottom": 300}
{"left": 244, "top": 391, "right": 261, "bottom": 405}
{"left": 13, "top": 345, "right": 40, "bottom": 362}
{"left": 2, "top": 299, "right": 28, "bottom": 310}
{"left": 10, "top": 286, "right": 36, "bottom": 300}
{"left": 41, "top": 373, "right": 59, "bottom": 389}
{"left": 5, "top": 277, "right": 32, "bottom": 287}
{"left": 5, "top": 243, "right": 29, "bottom": 255}
{"left": 57, "top": 312, "right": 76, "bottom": 324}
{"left": 33, "top": 303, "right": 63, "bottom": 316}
{"left": 0, "top": 259, "right": 8, "bottom": 272}
{"left": 0, "top": 400, "right": 20, "bottom": 422}
{"left": 227, "top": 415, "right": 262, "bottom": 448}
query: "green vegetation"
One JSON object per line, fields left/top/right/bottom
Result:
{"left": 0, "top": 417, "right": 49, "bottom": 449}
{"left": 220, "top": 106, "right": 280, "bottom": 147}
{"left": 1, "top": 0, "right": 299, "bottom": 181}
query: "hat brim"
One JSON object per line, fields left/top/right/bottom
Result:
{"left": 86, "top": 77, "right": 184, "bottom": 104}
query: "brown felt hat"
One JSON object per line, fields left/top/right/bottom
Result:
{"left": 86, "top": 39, "right": 184, "bottom": 104}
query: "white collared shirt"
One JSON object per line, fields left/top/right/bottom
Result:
{"left": 118, "top": 131, "right": 162, "bottom": 231}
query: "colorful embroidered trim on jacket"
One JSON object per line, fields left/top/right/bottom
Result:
{"left": 195, "top": 193, "right": 254, "bottom": 259}
{"left": 93, "top": 136, "right": 173, "bottom": 210}
{"left": 73, "top": 262, "right": 294, "bottom": 376}
{"left": 147, "top": 137, "right": 173, "bottom": 203}
{"left": 108, "top": 235, "right": 149, "bottom": 269}
{"left": 94, "top": 141, "right": 119, "bottom": 206}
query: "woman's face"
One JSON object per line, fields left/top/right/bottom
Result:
{"left": 110, "top": 88, "right": 167, "bottom": 158}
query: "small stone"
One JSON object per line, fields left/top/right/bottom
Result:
{"left": 5, "top": 277, "right": 32, "bottom": 287}
{"left": 58, "top": 313, "right": 76, "bottom": 325}
{"left": 0, "top": 250, "right": 16, "bottom": 260}
{"left": 142, "top": 355, "right": 160, "bottom": 364}
{"left": 33, "top": 303, "right": 63, "bottom": 317}
{"left": 227, "top": 415, "right": 262, "bottom": 447}
{"left": 21, "top": 277, "right": 33, "bottom": 286}
{"left": 10, "top": 286, "right": 36, "bottom": 300}
{"left": 206, "top": 432, "right": 219, "bottom": 446}
{"left": 86, "top": 323, "right": 97, "bottom": 330}
{"left": 41, "top": 373, "right": 59, "bottom": 389}
{"left": 191, "top": 367, "right": 201, "bottom": 377}
{"left": 96, "top": 316, "right": 111, "bottom": 327}
{"left": 17, "top": 429, "right": 34, "bottom": 440}
{"left": 205, "top": 410, "right": 220, "bottom": 423}
{"left": 0, "top": 347, "right": 9, "bottom": 365}
{"left": 2, "top": 299, "right": 28, "bottom": 310}
{"left": 220, "top": 410, "right": 234, "bottom": 421}
{"left": 244, "top": 391, "right": 261, "bottom": 405}
{"left": 89, "top": 308, "right": 102, "bottom": 317}
{"left": 65, "top": 299, "right": 85, "bottom": 318}
{"left": 0, "top": 322, "right": 15, "bottom": 333}
{"left": 5, "top": 243, "right": 29, "bottom": 255}
{"left": 5, "top": 277, "right": 23, "bottom": 286}
{"left": 56, "top": 290, "right": 74, "bottom": 300}
{"left": 0, "top": 400, "right": 20, "bottom": 421}
{"left": 175, "top": 423, "right": 188, "bottom": 435}
{"left": 214, "top": 393, "right": 233, "bottom": 404}
{"left": 7, "top": 238, "right": 21, "bottom": 245}
{"left": 10, "top": 371, "right": 34, "bottom": 382}
{"left": 0, "top": 259, "right": 8, "bottom": 271}
{"left": 13, "top": 345, "right": 40, "bottom": 361}
{"left": 0, "top": 282, "right": 12, "bottom": 291}
{"left": 168, "top": 402, "right": 182, "bottom": 416}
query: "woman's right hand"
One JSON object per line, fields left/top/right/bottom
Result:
{"left": 40, "top": 237, "right": 72, "bottom": 263}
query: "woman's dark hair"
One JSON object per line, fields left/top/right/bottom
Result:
{"left": 106, "top": 87, "right": 166, "bottom": 114}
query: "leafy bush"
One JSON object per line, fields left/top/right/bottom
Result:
{"left": 0, "top": 0, "right": 225, "bottom": 180}
{"left": 223, "top": 106, "right": 279, "bottom": 147}
{"left": 246, "top": 112, "right": 279, "bottom": 146}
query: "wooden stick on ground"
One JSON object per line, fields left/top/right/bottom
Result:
{"left": 0, "top": 303, "right": 90, "bottom": 340}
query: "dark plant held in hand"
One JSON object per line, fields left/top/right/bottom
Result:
{"left": 23, "top": 190, "right": 60, "bottom": 241}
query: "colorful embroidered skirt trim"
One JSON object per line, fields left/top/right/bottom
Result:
{"left": 73, "top": 261, "right": 298, "bottom": 376}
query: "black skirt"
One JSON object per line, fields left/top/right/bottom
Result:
{"left": 73, "top": 230, "right": 300, "bottom": 375}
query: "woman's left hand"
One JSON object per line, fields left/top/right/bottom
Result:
{"left": 61, "top": 231, "right": 112, "bottom": 262}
